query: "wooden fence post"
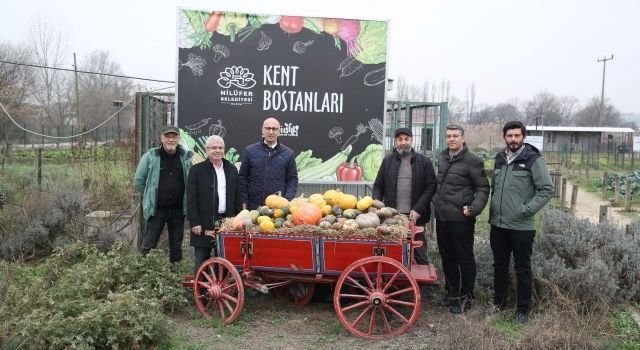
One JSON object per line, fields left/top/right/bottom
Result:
{"left": 599, "top": 205, "right": 609, "bottom": 223}
{"left": 602, "top": 171, "right": 608, "bottom": 198}
{"left": 561, "top": 178, "right": 567, "bottom": 208}
{"left": 625, "top": 179, "right": 632, "bottom": 212}
{"left": 614, "top": 177, "right": 621, "bottom": 206}
{"left": 570, "top": 185, "right": 579, "bottom": 215}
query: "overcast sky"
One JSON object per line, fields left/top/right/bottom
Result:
{"left": 2, "top": 0, "right": 638, "bottom": 113}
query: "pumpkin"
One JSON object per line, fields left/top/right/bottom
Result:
{"left": 257, "top": 215, "right": 272, "bottom": 225}
{"left": 383, "top": 218, "right": 399, "bottom": 225}
{"left": 343, "top": 209, "right": 358, "bottom": 220}
{"left": 259, "top": 219, "right": 275, "bottom": 231}
{"left": 356, "top": 196, "right": 374, "bottom": 212}
{"left": 331, "top": 222, "right": 343, "bottom": 230}
{"left": 308, "top": 193, "right": 326, "bottom": 208}
{"left": 230, "top": 214, "right": 252, "bottom": 231}
{"left": 258, "top": 206, "right": 274, "bottom": 217}
{"left": 372, "top": 199, "right": 385, "bottom": 209}
{"left": 289, "top": 205, "right": 298, "bottom": 214}
{"left": 367, "top": 207, "right": 378, "bottom": 214}
{"left": 342, "top": 219, "right": 359, "bottom": 231}
{"left": 339, "top": 194, "right": 358, "bottom": 210}
{"left": 321, "top": 205, "right": 332, "bottom": 216}
{"left": 249, "top": 210, "right": 260, "bottom": 224}
{"left": 318, "top": 221, "right": 332, "bottom": 229}
{"left": 290, "top": 195, "right": 309, "bottom": 207}
{"left": 280, "top": 205, "right": 290, "bottom": 216}
{"left": 337, "top": 217, "right": 347, "bottom": 225}
{"left": 377, "top": 207, "right": 394, "bottom": 220}
{"left": 265, "top": 192, "right": 289, "bottom": 209}
{"left": 291, "top": 202, "right": 322, "bottom": 225}
{"left": 322, "top": 214, "right": 336, "bottom": 224}
{"left": 332, "top": 205, "right": 343, "bottom": 217}
{"left": 273, "top": 208, "right": 285, "bottom": 218}
{"left": 238, "top": 209, "right": 250, "bottom": 217}
{"left": 355, "top": 213, "right": 380, "bottom": 229}
{"left": 323, "top": 189, "right": 343, "bottom": 206}
{"left": 284, "top": 220, "right": 295, "bottom": 228}
{"left": 274, "top": 218, "right": 285, "bottom": 228}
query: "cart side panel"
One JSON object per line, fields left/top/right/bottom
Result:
{"left": 320, "top": 238, "right": 407, "bottom": 274}
{"left": 218, "top": 232, "right": 316, "bottom": 273}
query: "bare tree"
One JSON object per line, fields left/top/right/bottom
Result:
{"left": 574, "top": 97, "right": 623, "bottom": 127}
{"left": 76, "top": 51, "right": 134, "bottom": 128}
{"left": 0, "top": 42, "right": 35, "bottom": 110}
{"left": 524, "top": 91, "right": 576, "bottom": 126}
{"left": 27, "top": 16, "right": 70, "bottom": 127}
{"left": 465, "top": 82, "right": 476, "bottom": 121}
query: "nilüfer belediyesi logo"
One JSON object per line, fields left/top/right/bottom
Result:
{"left": 217, "top": 66, "right": 257, "bottom": 89}
{"left": 218, "top": 66, "right": 255, "bottom": 106}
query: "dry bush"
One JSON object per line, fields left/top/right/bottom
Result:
{"left": 461, "top": 122, "right": 505, "bottom": 152}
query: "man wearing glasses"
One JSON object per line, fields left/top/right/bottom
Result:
{"left": 239, "top": 117, "right": 298, "bottom": 209}
{"left": 134, "top": 125, "right": 193, "bottom": 263}
{"left": 187, "top": 135, "right": 241, "bottom": 273}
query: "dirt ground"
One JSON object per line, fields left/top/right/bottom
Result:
{"left": 566, "top": 180, "right": 634, "bottom": 228}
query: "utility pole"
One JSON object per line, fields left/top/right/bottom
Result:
{"left": 597, "top": 54, "right": 614, "bottom": 113}
{"left": 73, "top": 53, "right": 81, "bottom": 130}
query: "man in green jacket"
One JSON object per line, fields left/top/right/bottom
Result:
{"left": 489, "top": 121, "right": 554, "bottom": 324}
{"left": 134, "top": 125, "right": 193, "bottom": 263}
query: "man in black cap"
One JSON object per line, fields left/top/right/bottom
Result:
{"left": 134, "top": 125, "right": 193, "bottom": 263}
{"left": 373, "top": 127, "right": 437, "bottom": 265}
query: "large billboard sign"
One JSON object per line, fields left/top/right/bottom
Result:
{"left": 177, "top": 10, "right": 388, "bottom": 181}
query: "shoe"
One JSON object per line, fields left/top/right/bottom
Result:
{"left": 512, "top": 312, "right": 529, "bottom": 324}
{"left": 449, "top": 298, "right": 472, "bottom": 314}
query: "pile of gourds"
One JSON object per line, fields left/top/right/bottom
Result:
{"left": 226, "top": 189, "right": 408, "bottom": 234}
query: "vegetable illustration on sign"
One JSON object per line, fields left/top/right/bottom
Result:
{"left": 177, "top": 9, "right": 388, "bottom": 182}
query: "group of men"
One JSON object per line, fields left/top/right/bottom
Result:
{"left": 134, "top": 118, "right": 553, "bottom": 324}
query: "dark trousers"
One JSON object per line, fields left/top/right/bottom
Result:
{"left": 490, "top": 225, "right": 535, "bottom": 314}
{"left": 414, "top": 231, "right": 429, "bottom": 265}
{"left": 436, "top": 220, "right": 476, "bottom": 300}
{"left": 141, "top": 207, "right": 184, "bottom": 263}
{"left": 193, "top": 246, "right": 217, "bottom": 275}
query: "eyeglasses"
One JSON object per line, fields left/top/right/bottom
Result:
{"left": 263, "top": 127, "right": 279, "bottom": 132}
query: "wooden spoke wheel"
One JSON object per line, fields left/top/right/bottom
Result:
{"left": 287, "top": 282, "right": 315, "bottom": 307}
{"left": 333, "top": 256, "right": 421, "bottom": 339}
{"left": 193, "top": 257, "right": 245, "bottom": 324}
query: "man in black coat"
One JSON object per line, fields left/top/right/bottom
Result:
{"left": 187, "top": 135, "right": 242, "bottom": 274}
{"left": 432, "top": 124, "right": 490, "bottom": 314}
{"left": 372, "top": 128, "right": 437, "bottom": 264}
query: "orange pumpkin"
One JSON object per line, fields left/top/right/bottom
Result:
{"left": 291, "top": 202, "right": 322, "bottom": 226}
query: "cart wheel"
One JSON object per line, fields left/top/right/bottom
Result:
{"left": 334, "top": 256, "right": 421, "bottom": 339}
{"left": 193, "top": 257, "right": 245, "bottom": 324}
{"left": 287, "top": 282, "right": 315, "bottom": 307}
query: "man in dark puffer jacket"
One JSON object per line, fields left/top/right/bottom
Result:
{"left": 432, "top": 124, "right": 490, "bottom": 314}
{"left": 239, "top": 117, "right": 298, "bottom": 210}
{"left": 373, "top": 128, "right": 437, "bottom": 265}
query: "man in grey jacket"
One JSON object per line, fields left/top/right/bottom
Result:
{"left": 432, "top": 124, "right": 490, "bottom": 314}
{"left": 489, "top": 121, "right": 554, "bottom": 323}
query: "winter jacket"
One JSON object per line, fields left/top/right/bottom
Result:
{"left": 133, "top": 145, "right": 193, "bottom": 220}
{"left": 239, "top": 140, "right": 298, "bottom": 210}
{"left": 186, "top": 159, "right": 241, "bottom": 248}
{"left": 372, "top": 149, "right": 437, "bottom": 225}
{"left": 489, "top": 143, "right": 554, "bottom": 231}
{"left": 433, "top": 145, "right": 490, "bottom": 221}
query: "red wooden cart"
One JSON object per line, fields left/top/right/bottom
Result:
{"left": 183, "top": 223, "right": 438, "bottom": 339}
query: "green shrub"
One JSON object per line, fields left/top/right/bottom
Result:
{"left": 0, "top": 242, "right": 188, "bottom": 349}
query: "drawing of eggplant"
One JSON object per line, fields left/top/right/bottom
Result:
{"left": 363, "top": 67, "right": 386, "bottom": 86}
{"left": 183, "top": 118, "right": 211, "bottom": 130}
{"left": 337, "top": 56, "right": 363, "bottom": 78}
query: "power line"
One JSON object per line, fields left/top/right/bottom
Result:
{"left": 0, "top": 85, "right": 174, "bottom": 139}
{"left": 0, "top": 59, "right": 175, "bottom": 84}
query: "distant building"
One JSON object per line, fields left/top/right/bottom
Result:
{"left": 525, "top": 126, "right": 635, "bottom": 152}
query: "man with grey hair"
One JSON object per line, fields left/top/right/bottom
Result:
{"left": 187, "top": 135, "right": 241, "bottom": 273}
{"left": 432, "top": 124, "right": 490, "bottom": 314}
{"left": 373, "top": 127, "right": 437, "bottom": 265}
{"left": 239, "top": 117, "right": 298, "bottom": 209}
